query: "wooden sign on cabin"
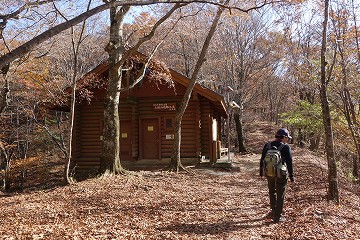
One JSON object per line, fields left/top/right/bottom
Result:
{"left": 153, "top": 103, "right": 176, "bottom": 111}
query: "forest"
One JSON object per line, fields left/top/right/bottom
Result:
{"left": 0, "top": 0, "right": 359, "bottom": 238}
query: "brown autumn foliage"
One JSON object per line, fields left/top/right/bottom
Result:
{"left": 1, "top": 121, "right": 359, "bottom": 239}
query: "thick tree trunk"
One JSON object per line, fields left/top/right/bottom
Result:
{"left": 169, "top": 112, "right": 183, "bottom": 171}
{"left": 234, "top": 112, "right": 246, "bottom": 153}
{"left": 98, "top": 3, "right": 179, "bottom": 174}
{"left": 320, "top": 87, "right": 339, "bottom": 202}
{"left": 233, "top": 67, "right": 246, "bottom": 153}
{"left": 320, "top": 0, "right": 339, "bottom": 203}
{"left": 99, "top": 5, "right": 129, "bottom": 175}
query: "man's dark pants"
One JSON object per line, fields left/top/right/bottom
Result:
{"left": 267, "top": 176, "right": 288, "bottom": 219}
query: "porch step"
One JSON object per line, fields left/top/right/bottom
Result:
{"left": 198, "top": 153, "right": 240, "bottom": 172}
{"left": 197, "top": 162, "right": 240, "bottom": 172}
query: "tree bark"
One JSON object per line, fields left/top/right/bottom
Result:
{"left": 338, "top": 57, "right": 360, "bottom": 179}
{"left": 0, "top": 66, "right": 10, "bottom": 114}
{"left": 169, "top": 0, "right": 229, "bottom": 171}
{"left": 320, "top": 0, "right": 339, "bottom": 203}
{"left": 98, "top": 4, "right": 130, "bottom": 175}
{"left": 350, "top": 0, "right": 360, "bottom": 62}
{"left": 65, "top": 0, "right": 92, "bottom": 184}
{"left": 234, "top": 68, "right": 246, "bottom": 153}
{"left": 234, "top": 112, "right": 246, "bottom": 153}
{"left": 353, "top": 155, "right": 359, "bottom": 178}
{"left": 98, "top": 3, "right": 182, "bottom": 174}
{"left": 334, "top": 19, "right": 360, "bottom": 177}
{"left": 329, "top": 2, "right": 360, "bottom": 179}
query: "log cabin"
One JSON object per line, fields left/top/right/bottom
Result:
{"left": 64, "top": 54, "right": 228, "bottom": 173}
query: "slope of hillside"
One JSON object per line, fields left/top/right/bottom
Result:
{"left": 0, "top": 121, "right": 359, "bottom": 239}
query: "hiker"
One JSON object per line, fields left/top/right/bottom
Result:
{"left": 260, "top": 128, "right": 294, "bottom": 223}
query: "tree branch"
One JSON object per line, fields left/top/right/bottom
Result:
{"left": 117, "top": 0, "right": 277, "bottom": 13}
{"left": 0, "top": 1, "right": 56, "bottom": 20}
{"left": 0, "top": 3, "right": 110, "bottom": 69}
{"left": 0, "top": 0, "right": 278, "bottom": 69}
{"left": 0, "top": 0, "right": 56, "bottom": 32}
{"left": 120, "top": 41, "right": 162, "bottom": 91}
{"left": 115, "top": 3, "right": 187, "bottom": 69}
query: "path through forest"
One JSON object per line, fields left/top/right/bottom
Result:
{"left": 0, "top": 122, "right": 359, "bottom": 239}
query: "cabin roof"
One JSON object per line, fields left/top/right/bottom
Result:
{"left": 53, "top": 52, "right": 227, "bottom": 118}
{"left": 86, "top": 56, "right": 228, "bottom": 118}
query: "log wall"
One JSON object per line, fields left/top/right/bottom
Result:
{"left": 72, "top": 94, "right": 209, "bottom": 170}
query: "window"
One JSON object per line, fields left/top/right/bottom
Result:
{"left": 164, "top": 117, "right": 174, "bottom": 130}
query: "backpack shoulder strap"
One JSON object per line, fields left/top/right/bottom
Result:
{"left": 277, "top": 143, "right": 287, "bottom": 164}
{"left": 278, "top": 143, "right": 286, "bottom": 151}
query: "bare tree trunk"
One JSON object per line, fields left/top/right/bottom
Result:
{"left": 298, "top": 128, "right": 305, "bottom": 148}
{"left": 169, "top": 1, "right": 229, "bottom": 171}
{"left": 351, "top": 0, "right": 360, "bottom": 62}
{"left": 65, "top": 72, "right": 76, "bottom": 183}
{"left": 99, "top": 4, "right": 130, "bottom": 175}
{"left": 309, "top": 132, "right": 320, "bottom": 151}
{"left": 0, "top": 65, "right": 10, "bottom": 114}
{"left": 0, "top": 66, "right": 11, "bottom": 190}
{"left": 267, "top": 81, "right": 277, "bottom": 123}
{"left": 353, "top": 155, "right": 359, "bottom": 178}
{"left": 0, "top": 140, "right": 14, "bottom": 191}
{"left": 98, "top": 3, "right": 182, "bottom": 175}
{"left": 338, "top": 47, "right": 360, "bottom": 179}
{"left": 64, "top": 0, "right": 92, "bottom": 184}
{"left": 234, "top": 69, "right": 246, "bottom": 153}
{"left": 332, "top": 4, "right": 360, "bottom": 180}
{"left": 234, "top": 112, "right": 246, "bottom": 153}
{"left": 320, "top": 0, "right": 339, "bottom": 203}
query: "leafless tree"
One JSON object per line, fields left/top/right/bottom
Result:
{"left": 320, "top": 0, "right": 339, "bottom": 203}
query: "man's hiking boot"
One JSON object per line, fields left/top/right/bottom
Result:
{"left": 273, "top": 216, "right": 286, "bottom": 223}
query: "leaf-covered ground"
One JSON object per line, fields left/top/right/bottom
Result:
{"left": 0, "top": 122, "right": 359, "bottom": 239}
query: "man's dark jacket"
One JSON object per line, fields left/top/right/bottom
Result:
{"left": 260, "top": 139, "right": 294, "bottom": 181}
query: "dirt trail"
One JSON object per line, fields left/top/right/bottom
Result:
{"left": 0, "top": 122, "right": 359, "bottom": 239}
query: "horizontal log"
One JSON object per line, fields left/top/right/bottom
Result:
{"left": 78, "top": 153, "right": 101, "bottom": 157}
{"left": 80, "top": 144, "right": 102, "bottom": 151}
{"left": 78, "top": 137, "right": 102, "bottom": 142}
{"left": 79, "top": 110, "right": 103, "bottom": 116}
{"left": 74, "top": 157, "right": 100, "bottom": 163}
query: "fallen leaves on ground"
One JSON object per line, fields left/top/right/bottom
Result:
{"left": 0, "top": 147, "right": 359, "bottom": 240}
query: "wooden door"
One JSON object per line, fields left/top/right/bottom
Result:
{"left": 120, "top": 120, "right": 132, "bottom": 161}
{"left": 141, "top": 118, "right": 160, "bottom": 159}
